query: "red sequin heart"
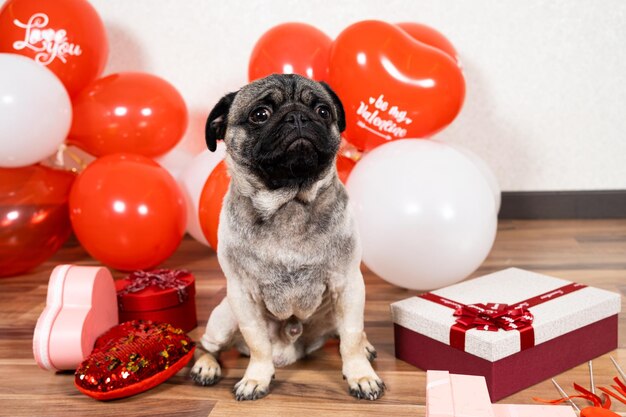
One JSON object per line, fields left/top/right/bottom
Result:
{"left": 75, "top": 320, "right": 195, "bottom": 400}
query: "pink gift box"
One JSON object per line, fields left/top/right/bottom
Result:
{"left": 450, "top": 373, "right": 495, "bottom": 417}
{"left": 393, "top": 268, "right": 621, "bottom": 401}
{"left": 33, "top": 265, "right": 118, "bottom": 371}
{"left": 427, "top": 370, "right": 495, "bottom": 417}
{"left": 426, "top": 370, "right": 454, "bottom": 417}
{"left": 426, "top": 371, "right": 578, "bottom": 417}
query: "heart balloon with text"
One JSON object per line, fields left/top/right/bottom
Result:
{"left": 396, "top": 22, "right": 460, "bottom": 66}
{"left": 329, "top": 20, "right": 465, "bottom": 152}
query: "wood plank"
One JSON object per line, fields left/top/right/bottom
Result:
{"left": 209, "top": 401, "right": 424, "bottom": 417}
{"left": 0, "top": 397, "right": 215, "bottom": 417}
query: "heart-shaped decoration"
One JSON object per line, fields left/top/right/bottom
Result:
{"left": 396, "top": 22, "right": 461, "bottom": 66}
{"left": 75, "top": 320, "right": 195, "bottom": 401}
{"left": 33, "top": 265, "right": 118, "bottom": 371}
{"left": 329, "top": 20, "right": 465, "bottom": 151}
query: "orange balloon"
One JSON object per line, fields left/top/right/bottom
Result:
{"left": 0, "top": 0, "right": 108, "bottom": 97}
{"left": 69, "top": 154, "right": 186, "bottom": 271}
{"left": 198, "top": 160, "right": 230, "bottom": 251}
{"left": 249, "top": 23, "right": 332, "bottom": 82}
{"left": 68, "top": 72, "right": 188, "bottom": 158}
{"left": 396, "top": 22, "right": 460, "bottom": 65}
{"left": 336, "top": 155, "right": 356, "bottom": 184}
{"left": 198, "top": 156, "right": 357, "bottom": 251}
{"left": 0, "top": 165, "right": 75, "bottom": 277}
{"left": 329, "top": 20, "right": 465, "bottom": 152}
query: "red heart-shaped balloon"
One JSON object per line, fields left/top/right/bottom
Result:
{"left": 329, "top": 20, "right": 465, "bottom": 151}
{"left": 396, "top": 22, "right": 460, "bottom": 65}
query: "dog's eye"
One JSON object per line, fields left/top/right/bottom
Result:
{"left": 316, "top": 105, "right": 331, "bottom": 120}
{"left": 249, "top": 107, "right": 271, "bottom": 124}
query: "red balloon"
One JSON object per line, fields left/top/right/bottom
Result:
{"left": 336, "top": 155, "right": 356, "bottom": 185}
{"left": 198, "top": 160, "right": 230, "bottom": 251}
{"left": 0, "top": 165, "right": 75, "bottom": 277}
{"left": 69, "top": 154, "right": 186, "bottom": 271}
{"left": 198, "top": 156, "right": 356, "bottom": 251}
{"left": 396, "top": 22, "right": 460, "bottom": 65}
{"left": 329, "top": 20, "right": 465, "bottom": 152}
{"left": 0, "top": 0, "right": 108, "bottom": 97}
{"left": 249, "top": 23, "right": 332, "bottom": 82}
{"left": 68, "top": 73, "right": 188, "bottom": 158}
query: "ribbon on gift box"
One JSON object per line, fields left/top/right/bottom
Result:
{"left": 419, "top": 282, "right": 587, "bottom": 351}
{"left": 117, "top": 269, "right": 191, "bottom": 308}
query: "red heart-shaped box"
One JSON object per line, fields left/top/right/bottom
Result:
{"left": 329, "top": 20, "right": 465, "bottom": 151}
{"left": 75, "top": 320, "right": 195, "bottom": 400}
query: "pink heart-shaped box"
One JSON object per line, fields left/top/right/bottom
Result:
{"left": 33, "top": 265, "right": 119, "bottom": 371}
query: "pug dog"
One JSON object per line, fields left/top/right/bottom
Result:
{"left": 190, "top": 74, "right": 385, "bottom": 401}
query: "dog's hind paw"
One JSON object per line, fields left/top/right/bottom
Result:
{"left": 190, "top": 353, "right": 222, "bottom": 386}
{"left": 233, "top": 377, "right": 270, "bottom": 401}
{"left": 347, "top": 376, "right": 386, "bottom": 401}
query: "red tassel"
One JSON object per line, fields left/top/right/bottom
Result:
{"left": 573, "top": 382, "right": 603, "bottom": 407}
{"left": 598, "top": 387, "right": 626, "bottom": 405}
{"left": 613, "top": 377, "right": 626, "bottom": 394}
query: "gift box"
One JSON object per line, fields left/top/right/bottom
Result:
{"left": 426, "top": 370, "right": 495, "bottom": 417}
{"left": 426, "top": 370, "right": 577, "bottom": 417}
{"left": 115, "top": 269, "right": 197, "bottom": 333}
{"left": 392, "top": 268, "right": 621, "bottom": 401}
{"left": 33, "top": 265, "right": 119, "bottom": 371}
{"left": 426, "top": 370, "right": 455, "bottom": 417}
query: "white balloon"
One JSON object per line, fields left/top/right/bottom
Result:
{"left": 178, "top": 143, "right": 226, "bottom": 247}
{"left": 346, "top": 140, "right": 497, "bottom": 291}
{"left": 444, "top": 141, "right": 501, "bottom": 212}
{"left": 0, "top": 54, "right": 72, "bottom": 167}
{"left": 156, "top": 146, "right": 196, "bottom": 181}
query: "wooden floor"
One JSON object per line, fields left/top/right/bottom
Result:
{"left": 1, "top": 220, "right": 625, "bottom": 417}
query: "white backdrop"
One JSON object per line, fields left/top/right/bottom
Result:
{"left": 8, "top": 0, "right": 626, "bottom": 191}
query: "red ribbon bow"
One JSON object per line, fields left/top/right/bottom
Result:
{"left": 419, "top": 282, "right": 586, "bottom": 352}
{"left": 453, "top": 302, "right": 534, "bottom": 333}
{"left": 118, "top": 269, "right": 191, "bottom": 308}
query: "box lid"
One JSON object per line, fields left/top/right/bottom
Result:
{"left": 390, "top": 268, "right": 621, "bottom": 362}
{"left": 116, "top": 269, "right": 195, "bottom": 312}
{"left": 426, "top": 370, "right": 454, "bottom": 417}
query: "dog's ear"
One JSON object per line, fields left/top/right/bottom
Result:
{"left": 319, "top": 82, "right": 346, "bottom": 133}
{"left": 205, "top": 91, "right": 238, "bottom": 152}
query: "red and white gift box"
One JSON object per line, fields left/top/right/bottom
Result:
{"left": 392, "top": 268, "right": 621, "bottom": 401}
{"left": 115, "top": 269, "right": 198, "bottom": 333}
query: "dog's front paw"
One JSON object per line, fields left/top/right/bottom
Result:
{"left": 190, "top": 353, "right": 222, "bottom": 386}
{"left": 364, "top": 342, "right": 377, "bottom": 362}
{"left": 347, "top": 374, "right": 386, "bottom": 401}
{"left": 233, "top": 377, "right": 270, "bottom": 401}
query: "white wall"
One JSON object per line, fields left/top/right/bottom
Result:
{"left": 10, "top": 0, "right": 626, "bottom": 191}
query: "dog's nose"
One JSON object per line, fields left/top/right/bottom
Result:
{"left": 284, "top": 111, "right": 308, "bottom": 131}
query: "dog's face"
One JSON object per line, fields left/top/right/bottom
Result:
{"left": 205, "top": 74, "right": 346, "bottom": 189}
